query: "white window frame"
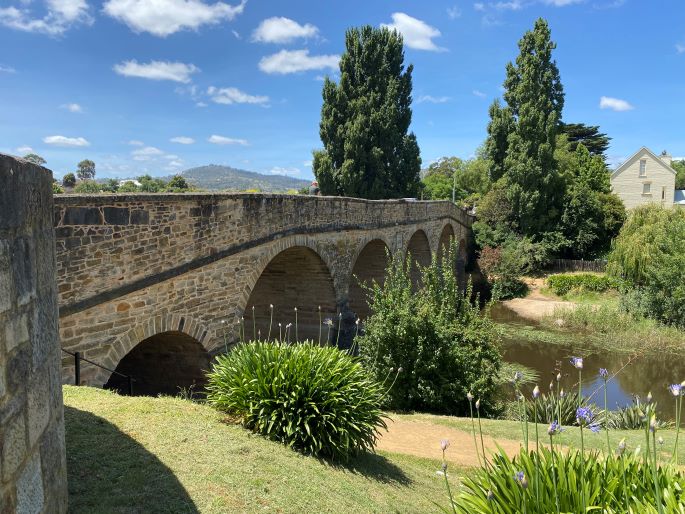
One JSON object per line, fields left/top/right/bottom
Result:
{"left": 642, "top": 182, "right": 652, "bottom": 195}
{"left": 639, "top": 159, "right": 647, "bottom": 177}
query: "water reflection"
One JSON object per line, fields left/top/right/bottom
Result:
{"left": 491, "top": 303, "right": 685, "bottom": 417}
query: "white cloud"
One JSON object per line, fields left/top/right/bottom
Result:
{"left": 676, "top": 44, "right": 685, "bottom": 54}
{"left": 43, "top": 135, "right": 90, "bottom": 147}
{"left": 543, "top": 0, "right": 583, "bottom": 5}
{"left": 113, "top": 60, "right": 199, "bottom": 83}
{"left": 474, "top": 3, "right": 486, "bottom": 11}
{"left": 417, "top": 95, "right": 451, "bottom": 104}
{"left": 447, "top": 6, "right": 461, "bottom": 19}
{"left": 494, "top": 0, "right": 523, "bottom": 9}
{"left": 170, "top": 136, "right": 195, "bottom": 144}
{"left": 231, "top": 29, "right": 240, "bottom": 39}
{"left": 0, "top": 64, "right": 16, "bottom": 73}
{"left": 268, "top": 166, "right": 300, "bottom": 176}
{"left": 196, "top": 101, "right": 208, "bottom": 107}
{"left": 252, "top": 17, "right": 318, "bottom": 44}
{"left": 208, "top": 134, "right": 248, "bottom": 146}
{"left": 258, "top": 49, "right": 339, "bottom": 75}
{"left": 16, "top": 145, "right": 33, "bottom": 154}
{"left": 0, "top": 0, "right": 92, "bottom": 36}
{"left": 207, "top": 86, "right": 269, "bottom": 105}
{"left": 132, "top": 146, "right": 164, "bottom": 161}
{"left": 381, "top": 13, "right": 445, "bottom": 52}
{"left": 128, "top": 140, "right": 144, "bottom": 146}
{"left": 103, "top": 0, "right": 245, "bottom": 37}
{"left": 599, "top": 96, "right": 634, "bottom": 112}
{"left": 472, "top": 89, "right": 487, "bottom": 98}
{"left": 60, "top": 102, "right": 82, "bottom": 113}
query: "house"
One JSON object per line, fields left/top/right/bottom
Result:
{"left": 610, "top": 147, "right": 677, "bottom": 209}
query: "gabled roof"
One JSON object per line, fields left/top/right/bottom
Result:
{"left": 611, "top": 146, "right": 676, "bottom": 179}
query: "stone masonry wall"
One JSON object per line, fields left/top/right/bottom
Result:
{"left": 0, "top": 154, "right": 68, "bottom": 513}
{"left": 54, "top": 193, "right": 472, "bottom": 386}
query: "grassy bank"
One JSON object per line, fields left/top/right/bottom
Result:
{"left": 64, "top": 386, "right": 456, "bottom": 514}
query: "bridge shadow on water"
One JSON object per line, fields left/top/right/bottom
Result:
{"left": 64, "top": 406, "right": 198, "bottom": 514}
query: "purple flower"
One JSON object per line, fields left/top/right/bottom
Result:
{"left": 669, "top": 384, "right": 682, "bottom": 397}
{"left": 576, "top": 406, "right": 598, "bottom": 430}
{"left": 515, "top": 471, "right": 528, "bottom": 489}
{"left": 532, "top": 385, "right": 540, "bottom": 399}
{"left": 570, "top": 357, "right": 583, "bottom": 370}
{"left": 440, "top": 439, "right": 450, "bottom": 451}
{"left": 589, "top": 423, "right": 602, "bottom": 433}
{"left": 324, "top": 318, "right": 333, "bottom": 326}
{"left": 548, "top": 420, "right": 563, "bottom": 436}
{"left": 599, "top": 368, "right": 609, "bottom": 379}
{"left": 513, "top": 371, "right": 523, "bottom": 383}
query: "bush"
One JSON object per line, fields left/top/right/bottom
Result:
{"left": 452, "top": 448, "right": 685, "bottom": 513}
{"left": 547, "top": 273, "right": 619, "bottom": 296}
{"left": 73, "top": 180, "right": 102, "bottom": 193}
{"left": 357, "top": 243, "right": 501, "bottom": 415}
{"left": 206, "top": 341, "right": 386, "bottom": 460}
{"left": 52, "top": 182, "right": 64, "bottom": 194}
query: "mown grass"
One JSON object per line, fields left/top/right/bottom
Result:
{"left": 63, "top": 386, "right": 459, "bottom": 514}
{"left": 395, "top": 412, "right": 685, "bottom": 464}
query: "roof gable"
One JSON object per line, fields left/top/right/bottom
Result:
{"left": 611, "top": 146, "right": 676, "bottom": 179}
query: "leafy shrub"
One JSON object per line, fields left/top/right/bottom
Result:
{"left": 52, "top": 182, "right": 64, "bottom": 194}
{"left": 523, "top": 391, "right": 589, "bottom": 425}
{"left": 73, "top": 180, "right": 102, "bottom": 193}
{"left": 452, "top": 448, "right": 685, "bottom": 513}
{"left": 547, "top": 273, "right": 620, "bottom": 296}
{"left": 206, "top": 341, "right": 386, "bottom": 460}
{"left": 606, "top": 395, "right": 673, "bottom": 430}
{"left": 357, "top": 243, "right": 501, "bottom": 415}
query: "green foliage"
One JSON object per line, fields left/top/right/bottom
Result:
{"left": 499, "top": 18, "right": 565, "bottom": 236}
{"left": 547, "top": 273, "right": 620, "bottom": 296}
{"left": 606, "top": 396, "right": 673, "bottom": 430}
{"left": 138, "top": 175, "right": 167, "bottom": 192}
{"left": 477, "top": 244, "right": 528, "bottom": 300}
{"left": 452, "top": 448, "right": 685, "bottom": 513}
{"left": 52, "top": 182, "right": 64, "bottom": 194}
{"left": 422, "top": 156, "right": 491, "bottom": 201}
{"left": 62, "top": 172, "right": 76, "bottom": 188}
{"left": 166, "top": 174, "right": 189, "bottom": 191}
{"left": 313, "top": 25, "right": 420, "bottom": 199}
{"left": 117, "top": 181, "right": 139, "bottom": 193}
{"left": 524, "top": 391, "right": 588, "bottom": 425}
{"left": 73, "top": 180, "right": 102, "bottom": 193}
{"left": 23, "top": 153, "right": 46, "bottom": 166}
{"left": 673, "top": 160, "right": 685, "bottom": 190}
{"left": 206, "top": 341, "right": 386, "bottom": 460}
{"left": 357, "top": 244, "right": 502, "bottom": 415}
{"left": 484, "top": 99, "right": 514, "bottom": 183}
{"left": 76, "top": 159, "right": 96, "bottom": 180}
{"left": 101, "top": 178, "right": 120, "bottom": 193}
{"left": 559, "top": 122, "right": 611, "bottom": 159}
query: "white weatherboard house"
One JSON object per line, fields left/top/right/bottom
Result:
{"left": 611, "top": 147, "right": 679, "bottom": 209}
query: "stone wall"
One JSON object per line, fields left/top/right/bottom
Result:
{"left": 0, "top": 154, "right": 67, "bottom": 513}
{"left": 54, "top": 193, "right": 473, "bottom": 387}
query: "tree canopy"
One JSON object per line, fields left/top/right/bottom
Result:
{"left": 23, "top": 153, "right": 46, "bottom": 166}
{"left": 559, "top": 122, "right": 611, "bottom": 159}
{"left": 313, "top": 25, "right": 421, "bottom": 199}
{"left": 77, "top": 159, "right": 96, "bottom": 180}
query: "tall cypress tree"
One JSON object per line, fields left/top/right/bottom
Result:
{"left": 313, "top": 26, "right": 421, "bottom": 199}
{"left": 485, "top": 18, "right": 565, "bottom": 237}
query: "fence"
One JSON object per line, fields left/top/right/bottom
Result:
{"left": 546, "top": 259, "right": 607, "bottom": 273}
{"left": 61, "top": 348, "right": 135, "bottom": 395}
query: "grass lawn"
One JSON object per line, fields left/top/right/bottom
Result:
{"left": 63, "top": 386, "right": 460, "bottom": 514}
{"left": 397, "top": 412, "right": 685, "bottom": 463}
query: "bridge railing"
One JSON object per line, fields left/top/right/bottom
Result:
{"left": 61, "top": 348, "right": 135, "bottom": 395}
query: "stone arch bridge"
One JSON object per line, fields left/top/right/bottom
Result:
{"left": 54, "top": 194, "right": 473, "bottom": 394}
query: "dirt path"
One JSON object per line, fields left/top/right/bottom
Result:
{"left": 377, "top": 417, "right": 522, "bottom": 467}
{"left": 502, "top": 277, "right": 575, "bottom": 321}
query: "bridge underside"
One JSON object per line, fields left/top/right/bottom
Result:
{"left": 55, "top": 195, "right": 473, "bottom": 391}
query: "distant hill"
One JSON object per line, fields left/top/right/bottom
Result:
{"left": 180, "top": 165, "right": 310, "bottom": 192}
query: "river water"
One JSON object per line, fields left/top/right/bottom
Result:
{"left": 490, "top": 303, "right": 685, "bottom": 416}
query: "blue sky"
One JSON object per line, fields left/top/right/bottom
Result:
{"left": 1, "top": 0, "right": 683, "bottom": 180}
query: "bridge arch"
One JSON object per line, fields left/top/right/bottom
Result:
{"left": 242, "top": 242, "right": 338, "bottom": 343}
{"left": 100, "top": 314, "right": 212, "bottom": 395}
{"left": 457, "top": 238, "right": 468, "bottom": 288}
{"left": 438, "top": 223, "right": 456, "bottom": 260}
{"left": 348, "top": 238, "right": 391, "bottom": 322}
{"left": 406, "top": 229, "right": 432, "bottom": 289}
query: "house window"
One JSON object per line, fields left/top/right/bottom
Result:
{"left": 643, "top": 183, "right": 651, "bottom": 195}
{"left": 663, "top": 187, "right": 666, "bottom": 200}
{"left": 639, "top": 159, "right": 647, "bottom": 177}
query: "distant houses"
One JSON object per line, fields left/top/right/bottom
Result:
{"left": 611, "top": 147, "right": 680, "bottom": 209}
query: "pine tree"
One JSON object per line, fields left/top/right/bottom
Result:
{"left": 313, "top": 26, "right": 421, "bottom": 199}
{"left": 485, "top": 18, "right": 565, "bottom": 237}
{"left": 560, "top": 122, "right": 611, "bottom": 158}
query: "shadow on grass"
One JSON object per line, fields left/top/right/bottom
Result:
{"left": 329, "top": 451, "right": 412, "bottom": 486}
{"left": 65, "top": 406, "right": 198, "bottom": 514}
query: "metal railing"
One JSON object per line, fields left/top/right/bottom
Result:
{"left": 61, "top": 348, "right": 135, "bottom": 395}
{"left": 546, "top": 259, "right": 607, "bottom": 273}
